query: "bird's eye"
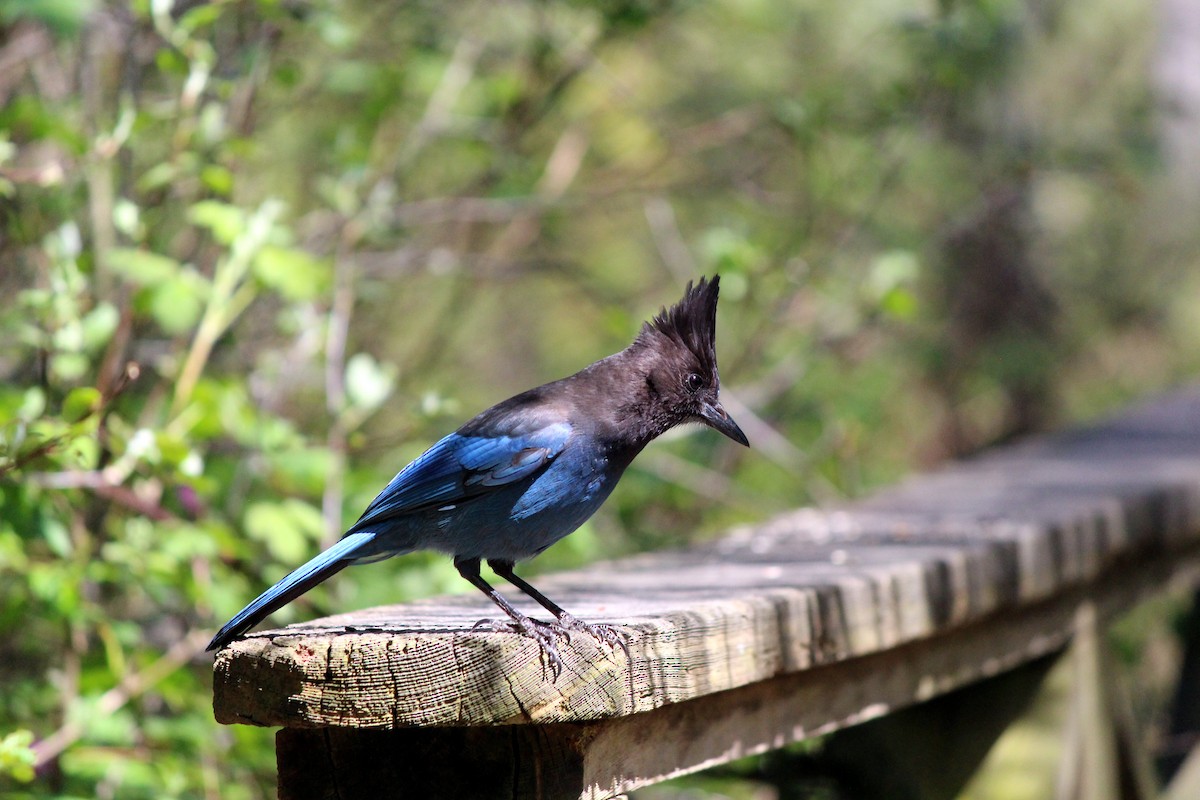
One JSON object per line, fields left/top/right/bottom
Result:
{"left": 684, "top": 372, "right": 704, "bottom": 392}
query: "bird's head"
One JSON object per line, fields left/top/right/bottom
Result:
{"left": 629, "top": 275, "right": 749, "bottom": 447}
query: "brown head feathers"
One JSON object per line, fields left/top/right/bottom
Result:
{"left": 637, "top": 275, "right": 721, "bottom": 378}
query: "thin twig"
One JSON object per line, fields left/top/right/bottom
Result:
{"left": 396, "top": 36, "right": 484, "bottom": 168}
{"left": 643, "top": 195, "right": 698, "bottom": 284}
{"left": 487, "top": 126, "right": 588, "bottom": 259}
{"left": 26, "top": 470, "right": 176, "bottom": 521}
{"left": 392, "top": 196, "right": 548, "bottom": 226}
{"left": 718, "top": 389, "right": 808, "bottom": 473}
{"left": 0, "top": 363, "right": 139, "bottom": 479}
{"left": 637, "top": 449, "right": 740, "bottom": 503}
{"left": 32, "top": 629, "right": 211, "bottom": 768}
{"left": 171, "top": 200, "right": 281, "bottom": 417}
{"left": 322, "top": 245, "right": 356, "bottom": 548}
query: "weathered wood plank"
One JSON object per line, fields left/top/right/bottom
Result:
{"left": 271, "top": 548, "right": 1200, "bottom": 799}
{"left": 213, "top": 387, "right": 1200, "bottom": 736}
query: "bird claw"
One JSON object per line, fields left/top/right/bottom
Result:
{"left": 471, "top": 617, "right": 509, "bottom": 633}
{"left": 472, "top": 616, "right": 567, "bottom": 680}
{"left": 472, "top": 612, "right": 629, "bottom": 681}
{"left": 554, "top": 613, "right": 631, "bottom": 661}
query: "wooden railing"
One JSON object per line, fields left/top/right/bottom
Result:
{"left": 211, "top": 388, "right": 1200, "bottom": 800}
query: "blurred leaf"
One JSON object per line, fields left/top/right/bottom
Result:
{"left": 267, "top": 446, "right": 334, "bottom": 496}
{"left": 148, "top": 270, "right": 207, "bottom": 335}
{"left": 188, "top": 200, "right": 246, "bottom": 245}
{"left": 52, "top": 318, "right": 83, "bottom": 353}
{"left": 253, "top": 245, "right": 331, "bottom": 300}
{"left": 178, "top": 1, "right": 222, "bottom": 33}
{"left": 16, "top": 388, "right": 46, "bottom": 423}
{"left": 701, "top": 228, "right": 763, "bottom": 275}
{"left": 244, "top": 499, "right": 325, "bottom": 564}
{"left": 80, "top": 302, "right": 120, "bottom": 351}
{"left": 868, "top": 250, "right": 919, "bottom": 295}
{"left": 345, "top": 352, "right": 396, "bottom": 414}
{"left": 155, "top": 431, "right": 192, "bottom": 469}
{"left": 136, "top": 160, "right": 177, "bottom": 192}
{"left": 0, "top": 729, "right": 35, "bottom": 783}
{"left": 0, "top": 0, "right": 97, "bottom": 37}
{"left": 68, "top": 433, "right": 100, "bottom": 470}
{"left": 879, "top": 287, "right": 919, "bottom": 320}
{"left": 107, "top": 248, "right": 181, "bottom": 286}
{"left": 112, "top": 197, "right": 142, "bottom": 239}
{"left": 868, "top": 250, "right": 921, "bottom": 321}
{"left": 42, "top": 517, "right": 72, "bottom": 558}
{"left": 50, "top": 351, "right": 90, "bottom": 382}
{"left": 70, "top": 697, "right": 137, "bottom": 747}
{"left": 62, "top": 386, "right": 101, "bottom": 423}
{"left": 201, "top": 163, "right": 234, "bottom": 195}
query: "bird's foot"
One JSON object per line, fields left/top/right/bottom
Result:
{"left": 554, "top": 612, "right": 631, "bottom": 662}
{"left": 472, "top": 616, "right": 567, "bottom": 680}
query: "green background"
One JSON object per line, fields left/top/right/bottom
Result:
{"left": 2, "top": 0, "right": 1198, "bottom": 796}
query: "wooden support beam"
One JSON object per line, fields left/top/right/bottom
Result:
{"left": 793, "top": 653, "right": 1061, "bottom": 800}
{"left": 1165, "top": 745, "right": 1200, "bottom": 800}
{"left": 1161, "top": 588, "right": 1200, "bottom": 784}
{"left": 1056, "top": 602, "right": 1159, "bottom": 800}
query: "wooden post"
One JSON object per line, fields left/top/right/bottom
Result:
{"left": 1161, "top": 588, "right": 1200, "bottom": 784}
{"left": 1057, "top": 602, "right": 1158, "bottom": 800}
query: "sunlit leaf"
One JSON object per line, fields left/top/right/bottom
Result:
{"left": 267, "top": 447, "right": 334, "bottom": 496}
{"left": 42, "top": 517, "right": 72, "bottom": 558}
{"left": 0, "top": 0, "right": 96, "bottom": 37}
{"left": 149, "top": 272, "right": 206, "bottom": 335}
{"left": 81, "top": 302, "right": 120, "bottom": 350}
{"left": 112, "top": 197, "right": 141, "bottom": 239}
{"left": 201, "top": 163, "right": 234, "bottom": 196}
{"left": 155, "top": 431, "right": 192, "bottom": 468}
{"left": 178, "top": 1, "right": 221, "bottom": 33}
{"left": 188, "top": 200, "right": 246, "bottom": 245}
{"left": 50, "top": 351, "right": 89, "bottom": 382}
{"left": 16, "top": 388, "right": 46, "bottom": 422}
{"left": 244, "top": 499, "right": 325, "bottom": 564}
{"left": 70, "top": 696, "right": 137, "bottom": 746}
{"left": 136, "top": 160, "right": 177, "bottom": 192}
{"left": 62, "top": 386, "right": 101, "bottom": 423}
{"left": 345, "top": 352, "right": 396, "bottom": 414}
{"left": 0, "top": 729, "right": 35, "bottom": 783}
{"left": 107, "top": 247, "right": 181, "bottom": 286}
{"left": 253, "top": 245, "right": 331, "bottom": 300}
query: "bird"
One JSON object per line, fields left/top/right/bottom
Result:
{"left": 206, "top": 276, "right": 748, "bottom": 674}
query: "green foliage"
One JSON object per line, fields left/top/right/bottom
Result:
{"left": 0, "top": 730, "right": 36, "bottom": 783}
{"left": 1, "top": 0, "right": 1196, "bottom": 797}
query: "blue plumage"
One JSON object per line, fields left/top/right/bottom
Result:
{"left": 207, "top": 276, "right": 747, "bottom": 673}
{"left": 347, "top": 421, "right": 572, "bottom": 537}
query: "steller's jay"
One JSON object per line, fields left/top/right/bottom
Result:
{"left": 206, "top": 276, "right": 747, "bottom": 673}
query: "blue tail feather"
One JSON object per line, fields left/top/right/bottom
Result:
{"left": 206, "top": 532, "right": 377, "bottom": 651}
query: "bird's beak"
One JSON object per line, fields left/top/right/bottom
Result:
{"left": 699, "top": 401, "right": 749, "bottom": 447}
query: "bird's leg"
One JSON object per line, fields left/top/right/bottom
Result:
{"left": 487, "top": 559, "right": 630, "bottom": 659}
{"left": 453, "top": 557, "right": 565, "bottom": 679}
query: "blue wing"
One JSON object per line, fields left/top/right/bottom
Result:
{"left": 347, "top": 419, "right": 573, "bottom": 533}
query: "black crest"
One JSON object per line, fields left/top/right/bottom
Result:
{"left": 638, "top": 275, "right": 721, "bottom": 375}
